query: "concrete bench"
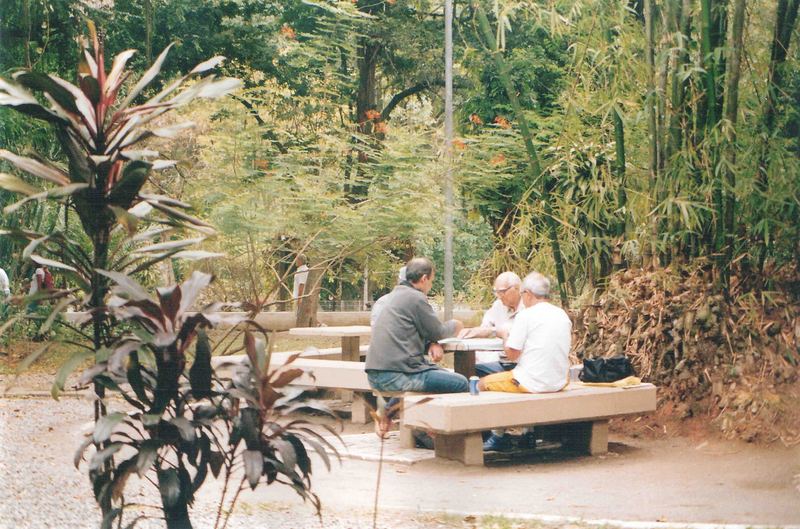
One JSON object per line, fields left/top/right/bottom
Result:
{"left": 215, "top": 354, "right": 425, "bottom": 437}
{"left": 402, "top": 382, "right": 657, "bottom": 465}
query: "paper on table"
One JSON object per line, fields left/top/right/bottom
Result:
{"left": 437, "top": 337, "right": 505, "bottom": 350}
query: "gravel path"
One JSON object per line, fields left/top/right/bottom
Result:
{"left": 0, "top": 396, "right": 516, "bottom": 529}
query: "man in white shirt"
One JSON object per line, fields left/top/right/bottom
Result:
{"left": 292, "top": 254, "right": 309, "bottom": 303}
{"left": 458, "top": 271, "right": 524, "bottom": 375}
{"left": 0, "top": 266, "right": 10, "bottom": 299}
{"left": 478, "top": 271, "right": 572, "bottom": 451}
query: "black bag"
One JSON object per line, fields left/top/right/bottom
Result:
{"left": 579, "top": 355, "right": 635, "bottom": 383}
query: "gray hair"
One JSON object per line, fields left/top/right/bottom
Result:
{"left": 495, "top": 271, "right": 521, "bottom": 288}
{"left": 405, "top": 257, "right": 434, "bottom": 283}
{"left": 521, "top": 272, "right": 550, "bottom": 298}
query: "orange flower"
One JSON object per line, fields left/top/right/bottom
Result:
{"left": 494, "top": 116, "right": 511, "bottom": 129}
{"left": 490, "top": 153, "right": 506, "bottom": 166}
{"left": 469, "top": 113, "right": 483, "bottom": 125}
{"left": 280, "top": 25, "right": 296, "bottom": 39}
{"left": 452, "top": 138, "right": 466, "bottom": 150}
{"left": 374, "top": 121, "right": 388, "bottom": 134}
{"left": 365, "top": 109, "right": 381, "bottom": 120}
{"left": 254, "top": 158, "right": 270, "bottom": 170}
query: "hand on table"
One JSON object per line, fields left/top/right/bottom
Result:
{"left": 457, "top": 326, "right": 488, "bottom": 339}
{"left": 428, "top": 343, "right": 445, "bottom": 363}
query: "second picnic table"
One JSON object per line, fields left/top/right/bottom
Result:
{"left": 287, "top": 325, "right": 372, "bottom": 361}
{"left": 288, "top": 325, "right": 372, "bottom": 423}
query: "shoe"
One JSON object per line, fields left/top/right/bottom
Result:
{"left": 483, "top": 433, "right": 512, "bottom": 452}
{"left": 517, "top": 430, "right": 536, "bottom": 450}
{"left": 413, "top": 430, "right": 435, "bottom": 450}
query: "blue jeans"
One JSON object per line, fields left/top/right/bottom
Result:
{"left": 367, "top": 368, "right": 469, "bottom": 394}
{"left": 475, "top": 361, "right": 516, "bottom": 378}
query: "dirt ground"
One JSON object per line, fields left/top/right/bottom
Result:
{"left": 2, "top": 332, "right": 799, "bottom": 528}
{"left": 1, "top": 387, "right": 798, "bottom": 529}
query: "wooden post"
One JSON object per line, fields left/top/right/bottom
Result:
{"left": 295, "top": 268, "right": 321, "bottom": 328}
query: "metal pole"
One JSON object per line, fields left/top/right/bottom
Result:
{"left": 443, "top": 0, "right": 454, "bottom": 321}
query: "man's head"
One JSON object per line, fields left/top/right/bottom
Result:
{"left": 492, "top": 271, "right": 522, "bottom": 310}
{"left": 405, "top": 257, "right": 435, "bottom": 294}
{"left": 295, "top": 254, "right": 307, "bottom": 266}
{"left": 520, "top": 271, "right": 551, "bottom": 307}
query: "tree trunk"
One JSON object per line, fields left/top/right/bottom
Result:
{"left": 644, "top": 0, "right": 660, "bottom": 268}
{"left": 753, "top": 0, "right": 800, "bottom": 269}
{"left": 720, "top": 0, "right": 746, "bottom": 291}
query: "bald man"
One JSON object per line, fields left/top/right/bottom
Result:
{"left": 458, "top": 271, "right": 524, "bottom": 377}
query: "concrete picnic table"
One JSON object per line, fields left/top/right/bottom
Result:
{"left": 288, "top": 325, "right": 372, "bottom": 423}
{"left": 439, "top": 337, "right": 505, "bottom": 377}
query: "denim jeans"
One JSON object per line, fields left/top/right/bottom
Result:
{"left": 367, "top": 368, "right": 469, "bottom": 394}
{"left": 475, "top": 361, "right": 516, "bottom": 378}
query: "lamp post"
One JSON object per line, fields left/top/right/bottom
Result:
{"left": 443, "top": 0, "right": 454, "bottom": 320}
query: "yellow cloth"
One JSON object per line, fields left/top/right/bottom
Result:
{"left": 577, "top": 375, "right": 642, "bottom": 388}
{"left": 480, "top": 371, "right": 531, "bottom": 393}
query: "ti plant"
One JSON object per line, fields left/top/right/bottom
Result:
{"left": 0, "top": 23, "right": 260, "bottom": 527}
{"left": 75, "top": 271, "right": 340, "bottom": 529}
{"left": 0, "top": 21, "right": 240, "bottom": 368}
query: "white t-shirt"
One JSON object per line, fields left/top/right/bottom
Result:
{"left": 476, "top": 298, "right": 523, "bottom": 363}
{"left": 0, "top": 267, "right": 9, "bottom": 297}
{"left": 28, "top": 267, "right": 45, "bottom": 296}
{"left": 506, "top": 301, "right": 572, "bottom": 393}
{"left": 292, "top": 264, "right": 309, "bottom": 299}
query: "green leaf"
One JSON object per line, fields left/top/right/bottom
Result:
{"left": 157, "top": 468, "right": 181, "bottom": 508}
{"left": 0, "top": 172, "right": 38, "bottom": 195}
{"left": 136, "top": 440, "right": 160, "bottom": 477}
{"left": 242, "top": 449, "right": 263, "bottom": 490}
{"left": 0, "top": 150, "right": 70, "bottom": 185}
{"left": 97, "top": 269, "right": 151, "bottom": 301}
{"left": 89, "top": 442, "right": 123, "bottom": 472}
{"left": 93, "top": 412, "right": 127, "bottom": 444}
{"left": 190, "top": 330, "right": 213, "bottom": 398}
{"left": 13, "top": 71, "right": 81, "bottom": 115}
{"left": 134, "top": 237, "right": 203, "bottom": 254}
{"left": 107, "top": 160, "right": 152, "bottom": 209}
{"left": 30, "top": 254, "right": 78, "bottom": 272}
{"left": 170, "top": 417, "right": 195, "bottom": 442}
{"left": 118, "top": 43, "right": 175, "bottom": 111}
{"left": 52, "top": 349, "right": 95, "bottom": 400}
{"left": 74, "top": 435, "right": 94, "bottom": 469}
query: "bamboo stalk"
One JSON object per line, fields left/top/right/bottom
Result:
{"left": 471, "top": 2, "right": 569, "bottom": 307}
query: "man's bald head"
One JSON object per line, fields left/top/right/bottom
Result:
{"left": 493, "top": 271, "right": 522, "bottom": 310}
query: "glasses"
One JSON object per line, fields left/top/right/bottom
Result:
{"left": 492, "top": 286, "right": 517, "bottom": 296}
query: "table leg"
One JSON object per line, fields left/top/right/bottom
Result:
{"left": 453, "top": 350, "right": 476, "bottom": 378}
{"left": 342, "top": 336, "right": 369, "bottom": 423}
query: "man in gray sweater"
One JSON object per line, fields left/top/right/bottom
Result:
{"left": 366, "top": 257, "right": 468, "bottom": 394}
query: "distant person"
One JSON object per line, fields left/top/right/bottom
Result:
{"left": 369, "top": 265, "right": 407, "bottom": 326}
{"left": 0, "top": 266, "right": 10, "bottom": 300}
{"left": 458, "top": 271, "right": 523, "bottom": 375}
{"left": 292, "top": 254, "right": 309, "bottom": 305}
{"left": 27, "top": 264, "right": 49, "bottom": 311}
{"left": 0, "top": 265, "right": 10, "bottom": 315}
{"left": 478, "top": 272, "right": 572, "bottom": 451}
{"left": 366, "top": 257, "right": 467, "bottom": 445}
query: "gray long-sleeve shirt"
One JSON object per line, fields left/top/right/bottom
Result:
{"left": 366, "top": 282, "right": 458, "bottom": 373}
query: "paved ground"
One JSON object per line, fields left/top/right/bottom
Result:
{"left": 1, "top": 394, "right": 798, "bottom": 529}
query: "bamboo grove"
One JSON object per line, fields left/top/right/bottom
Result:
{"left": 2, "top": 0, "right": 799, "bottom": 304}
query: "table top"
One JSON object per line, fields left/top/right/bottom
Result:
{"left": 438, "top": 337, "right": 505, "bottom": 351}
{"left": 288, "top": 325, "right": 372, "bottom": 337}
